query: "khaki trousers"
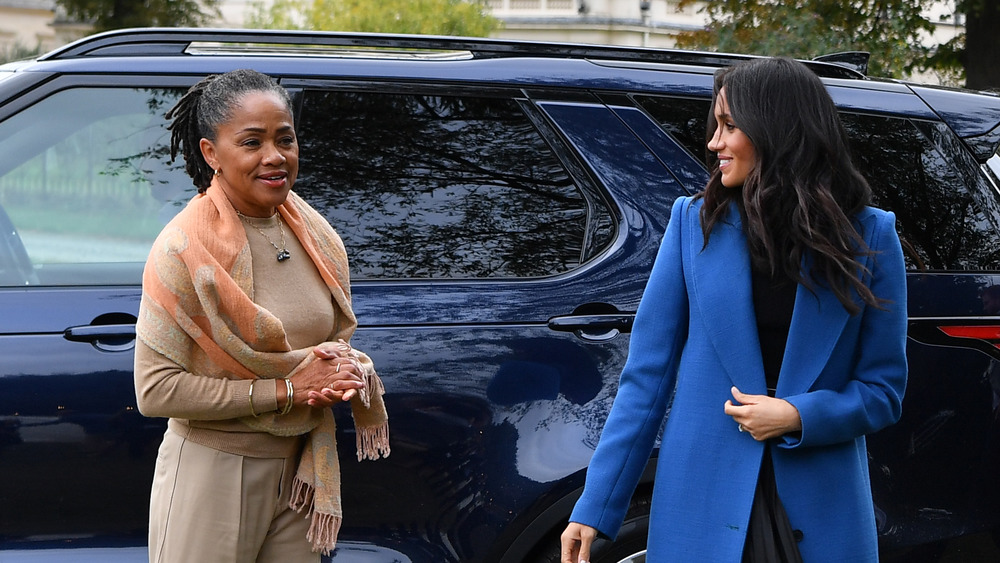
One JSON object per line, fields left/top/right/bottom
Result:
{"left": 148, "top": 428, "right": 318, "bottom": 563}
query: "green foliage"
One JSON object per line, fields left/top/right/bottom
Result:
{"left": 246, "top": 0, "right": 304, "bottom": 30}
{"left": 247, "top": 0, "right": 499, "bottom": 36}
{"left": 56, "top": 0, "right": 221, "bottom": 32}
{"left": 675, "top": 0, "right": 935, "bottom": 78}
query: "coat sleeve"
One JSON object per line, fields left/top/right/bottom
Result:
{"left": 569, "top": 196, "right": 692, "bottom": 539}
{"left": 783, "top": 210, "right": 908, "bottom": 448}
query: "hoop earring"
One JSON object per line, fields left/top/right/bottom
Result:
{"left": 214, "top": 168, "right": 222, "bottom": 176}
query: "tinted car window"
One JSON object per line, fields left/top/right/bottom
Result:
{"left": 632, "top": 95, "right": 712, "bottom": 162}
{"left": 0, "top": 87, "right": 190, "bottom": 287}
{"left": 637, "top": 94, "right": 1000, "bottom": 272}
{"left": 843, "top": 113, "right": 1000, "bottom": 271}
{"left": 294, "top": 90, "right": 613, "bottom": 280}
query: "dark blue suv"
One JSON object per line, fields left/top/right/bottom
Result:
{"left": 2, "top": 28, "right": 1000, "bottom": 563}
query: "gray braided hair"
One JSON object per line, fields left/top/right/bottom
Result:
{"left": 166, "top": 69, "right": 293, "bottom": 192}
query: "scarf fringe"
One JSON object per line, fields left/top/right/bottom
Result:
{"left": 356, "top": 421, "right": 391, "bottom": 461}
{"left": 306, "top": 511, "right": 343, "bottom": 555}
{"left": 290, "top": 475, "right": 315, "bottom": 515}
{"left": 290, "top": 476, "right": 343, "bottom": 555}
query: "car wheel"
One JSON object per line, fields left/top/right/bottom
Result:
{"left": 533, "top": 493, "right": 651, "bottom": 563}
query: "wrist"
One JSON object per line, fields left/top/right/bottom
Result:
{"left": 275, "top": 378, "right": 294, "bottom": 415}
{"left": 248, "top": 378, "right": 277, "bottom": 414}
{"left": 274, "top": 379, "right": 285, "bottom": 410}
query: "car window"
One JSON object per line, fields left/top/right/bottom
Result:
{"left": 0, "top": 86, "right": 190, "bottom": 286}
{"left": 294, "top": 90, "right": 613, "bottom": 280}
{"left": 637, "top": 93, "right": 1000, "bottom": 272}
{"left": 632, "top": 95, "right": 712, "bottom": 163}
{"left": 843, "top": 113, "right": 1000, "bottom": 272}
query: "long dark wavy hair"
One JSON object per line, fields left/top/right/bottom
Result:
{"left": 695, "top": 57, "right": 880, "bottom": 315}
{"left": 165, "top": 69, "right": 293, "bottom": 192}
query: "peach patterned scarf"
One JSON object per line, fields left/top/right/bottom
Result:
{"left": 136, "top": 181, "right": 389, "bottom": 554}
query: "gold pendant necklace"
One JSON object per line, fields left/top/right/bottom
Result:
{"left": 235, "top": 210, "right": 291, "bottom": 262}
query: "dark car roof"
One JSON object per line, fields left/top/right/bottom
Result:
{"left": 5, "top": 27, "right": 1000, "bottom": 159}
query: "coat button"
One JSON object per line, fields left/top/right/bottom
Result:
{"left": 793, "top": 529, "right": 804, "bottom": 542}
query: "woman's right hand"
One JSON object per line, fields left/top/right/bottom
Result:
{"left": 283, "top": 345, "right": 366, "bottom": 410}
{"left": 561, "top": 522, "right": 597, "bottom": 563}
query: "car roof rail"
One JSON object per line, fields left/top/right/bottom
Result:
{"left": 40, "top": 27, "right": 866, "bottom": 80}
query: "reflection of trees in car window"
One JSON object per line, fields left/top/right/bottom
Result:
{"left": 0, "top": 87, "right": 189, "bottom": 284}
{"left": 295, "top": 90, "right": 612, "bottom": 280}
{"left": 633, "top": 95, "right": 712, "bottom": 162}
{"left": 843, "top": 114, "right": 1000, "bottom": 272}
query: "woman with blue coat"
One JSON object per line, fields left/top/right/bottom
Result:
{"left": 561, "top": 57, "right": 908, "bottom": 562}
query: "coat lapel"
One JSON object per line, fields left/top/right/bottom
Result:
{"left": 776, "top": 262, "right": 854, "bottom": 396}
{"left": 689, "top": 205, "right": 768, "bottom": 395}
{"left": 689, "top": 201, "right": 854, "bottom": 397}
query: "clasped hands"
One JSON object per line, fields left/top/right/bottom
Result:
{"left": 290, "top": 344, "right": 367, "bottom": 409}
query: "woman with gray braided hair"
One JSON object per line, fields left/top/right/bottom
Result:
{"left": 134, "top": 68, "right": 389, "bottom": 562}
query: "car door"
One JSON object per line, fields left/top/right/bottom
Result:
{"left": 638, "top": 85, "right": 1000, "bottom": 556}
{"left": 842, "top": 110, "right": 1000, "bottom": 552}
{"left": 286, "top": 81, "right": 699, "bottom": 561}
{"left": 0, "top": 78, "right": 191, "bottom": 556}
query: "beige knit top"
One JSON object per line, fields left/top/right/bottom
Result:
{"left": 134, "top": 213, "right": 338, "bottom": 458}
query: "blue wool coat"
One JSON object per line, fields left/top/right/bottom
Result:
{"left": 570, "top": 196, "right": 908, "bottom": 562}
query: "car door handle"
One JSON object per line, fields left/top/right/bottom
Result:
{"left": 64, "top": 323, "right": 137, "bottom": 352}
{"left": 548, "top": 313, "right": 634, "bottom": 341}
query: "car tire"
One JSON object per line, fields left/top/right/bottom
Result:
{"left": 533, "top": 493, "right": 651, "bottom": 563}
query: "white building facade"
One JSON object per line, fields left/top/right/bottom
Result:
{"left": 0, "top": 0, "right": 58, "bottom": 54}
{"left": 486, "top": 0, "right": 705, "bottom": 47}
